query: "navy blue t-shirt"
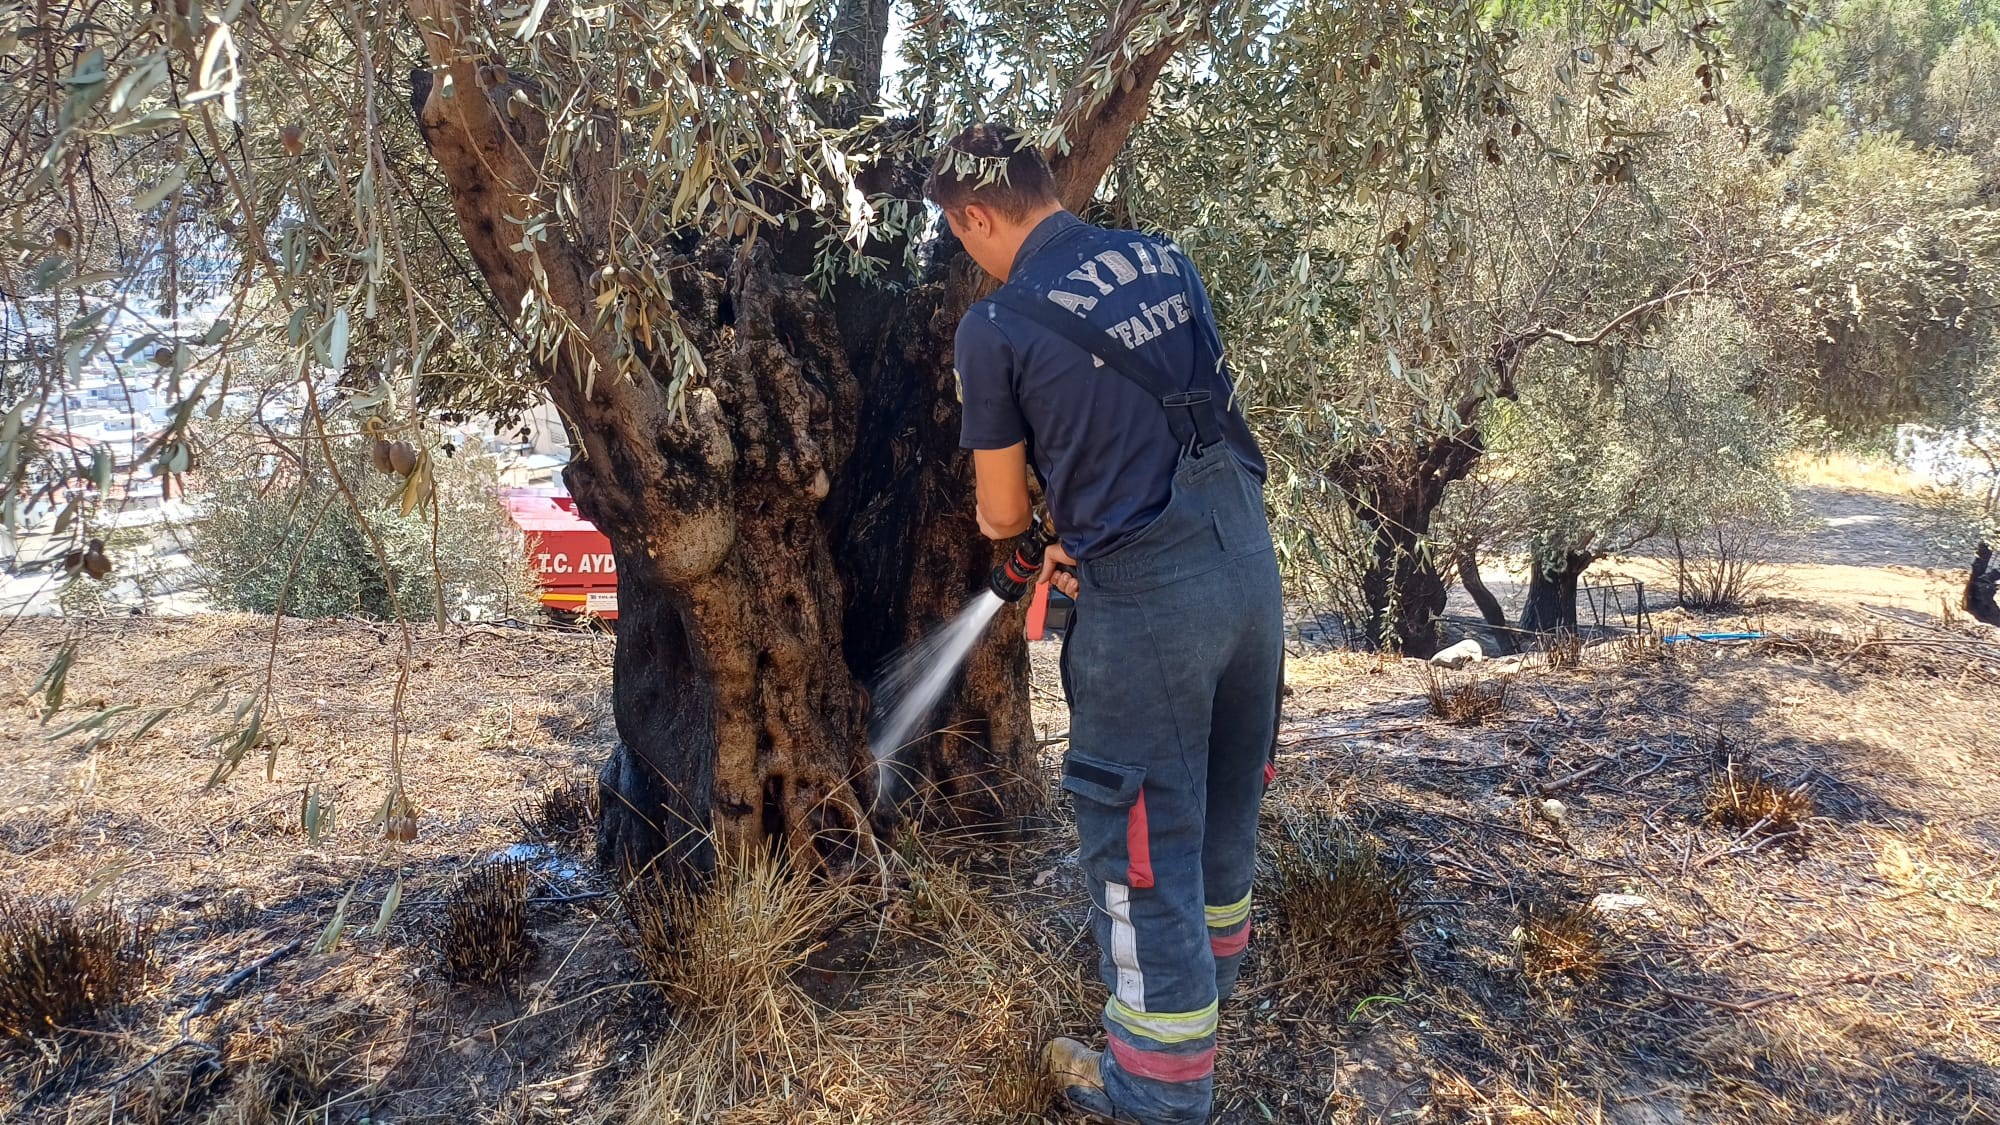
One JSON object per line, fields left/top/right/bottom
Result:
{"left": 955, "top": 212, "right": 1267, "bottom": 560}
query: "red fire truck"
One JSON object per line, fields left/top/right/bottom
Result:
{"left": 500, "top": 488, "right": 618, "bottom": 620}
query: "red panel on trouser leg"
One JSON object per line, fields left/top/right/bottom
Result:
{"left": 1210, "top": 921, "right": 1251, "bottom": 958}
{"left": 1263, "top": 761, "right": 1276, "bottom": 787}
{"left": 1126, "top": 790, "right": 1154, "bottom": 889}
{"left": 1108, "top": 1038, "right": 1216, "bottom": 1084}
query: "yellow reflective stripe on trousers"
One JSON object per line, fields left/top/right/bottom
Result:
{"left": 1105, "top": 996, "right": 1219, "bottom": 1045}
{"left": 1204, "top": 891, "right": 1252, "bottom": 930}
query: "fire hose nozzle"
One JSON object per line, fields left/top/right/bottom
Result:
{"left": 988, "top": 520, "right": 1049, "bottom": 602}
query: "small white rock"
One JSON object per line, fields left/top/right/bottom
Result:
{"left": 1538, "top": 798, "right": 1567, "bottom": 824}
{"left": 1431, "top": 638, "right": 1487, "bottom": 667}
{"left": 1590, "top": 892, "right": 1651, "bottom": 915}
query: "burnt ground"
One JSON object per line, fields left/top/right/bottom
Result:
{"left": 2, "top": 481, "right": 1998, "bottom": 1123}
{"left": 1217, "top": 621, "right": 2000, "bottom": 1124}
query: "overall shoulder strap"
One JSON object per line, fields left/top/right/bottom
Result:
{"left": 983, "top": 285, "right": 1181, "bottom": 400}
{"left": 984, "top": 283, "right": 1223, "bottom": 451}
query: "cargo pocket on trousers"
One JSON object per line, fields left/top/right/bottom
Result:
{"left": 1061, "top": 753, "right": 1154, "bottom": 890}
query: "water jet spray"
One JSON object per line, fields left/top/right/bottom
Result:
{"left": 868, "top": 517, "right": 1054, "bottom": 814}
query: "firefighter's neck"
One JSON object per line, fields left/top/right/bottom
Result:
{"left": 957, "top": 200, "right": 1065, "bottom": 282}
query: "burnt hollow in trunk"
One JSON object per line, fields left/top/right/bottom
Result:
{"left": 571, "top": 247, "right": 1043, "bottom": 879}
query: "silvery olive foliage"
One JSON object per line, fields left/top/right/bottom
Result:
{"left": 1, "top": 0, "right": 1726, "bottom": 543}
{"left": 1121, "top": 10, "right": 2000, "bottom": 642}
{"left": 1474, "top": 300, "right": 1803, "bottom": 574}
{"left": 2, "top": 0, "right": 1993, "bottom": 654}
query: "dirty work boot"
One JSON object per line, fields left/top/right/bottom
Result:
{"left": 1044, "top": 1037, "right": 1137, "bottom": 1122}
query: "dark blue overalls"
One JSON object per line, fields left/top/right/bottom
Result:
{"left": 987, "top": 281, "right": 1284, "bottom": 1124}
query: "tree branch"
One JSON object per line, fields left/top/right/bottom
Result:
{"left": 1045, "top": 0, "right": 1208, "bottom": 211}
{"left": 1521, "top": 284, "right": 1705, "bottom": 349}
{"left": 404, "top": 0, "right": 673, "bottom": 535}
{"left": 821, "top": 0, "right": 893, "bottom": 127}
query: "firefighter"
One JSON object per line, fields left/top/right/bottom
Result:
{"left": 926, "top": 124, "right": 1284, "bottom": 1124}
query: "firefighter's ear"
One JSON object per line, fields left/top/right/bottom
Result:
{"left": 947, "top": 202, "right": 996, "bottom": 241}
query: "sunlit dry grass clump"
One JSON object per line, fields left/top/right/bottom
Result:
{"left": 1539, "top": 631, "right": 1584, "bottom": 671}
{"left": 619, "top": 852, "right": 841, "bottom": 1118}
{"left": 1615, "top": 631, "right": 1667, "bottom": 664}
{"left": 1265, "top": 816, "right": 1417, "bottom": 997}
{"left": 1706, "top": 762, "right": 1814, "bottom": 835}
{"left": 214, "top": 1006, "right": 371, "bottom": 1124}
{"left": 434, "top": 859, "right": 536, "bottom": 985}
{"left": 0, "top": 893, "right": 154, "bottom": 1043}
{"left": 1425, "top": 668, "right": 1515, "bottom": 725}
{"left": 617, "top": 842, "right": 1086, "bottom": 1124}
{"left": 1517, "top": 902, "right": 1607, "bottom": 985}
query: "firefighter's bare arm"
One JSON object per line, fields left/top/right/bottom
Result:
{"left": 972, "top": 444, "right": 1032, "bottom": 539}
{"left": 973, "top": 443, "right": 1076, "bottom": 596}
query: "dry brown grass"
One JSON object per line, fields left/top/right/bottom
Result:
{"left": 614, "top": 840, "right": 1086, "bottom": 1123}
{"left": 63, "top": 1003, "right": 373, "bottom": 1125}
{"left": 521, "top": 776, "right": 598, "bottom": 852}
{"left": 1784, "top": 451, "right": 1925, "bottom": 496}
{"left": 1705, "top": 761, "right": 1814, "bottom": 836}
{"left": 1425, "top": 668, "right": 1515, "bottom": 724}
{"left": 1516, "top": 903, "right": 1607, "bottom": 986}
{"left": 1264, "top": 814, "right": 1417, "bottom": 998}
{"left": 434, "top": 859, "right": 537, "bottom": 985}
{"left": 203, "top": 1006, "right": 372, "bottom": 1125}
{"left": 1750, "top": 624, "right": 2000, "bottom": 684}
{"left": 617, "top": 851, "right": 840, "bottom": 1120}
{"left": 1614, "top": 630, "right": 1668, "bottom": 664}
{"left": 7, "top": 600, "right": 2000, "bottom": 1124}
{"left": 1217, "top": 594, "right": 2000, "bottom": 1123}
{"left": 1537, "top": 631, "right": 1584, "bottom": 672}
{"left": 0, "top": 893, "right": 155, "bottom": 1043}
{"left": 1749, "top": 626, "right": 1854, "bottom": 662}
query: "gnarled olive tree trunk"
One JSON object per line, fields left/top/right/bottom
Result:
{"left": 407, "top": 0, "right": 1185, "bottom": 877}
{"left": 1517, "top": 548, "right": 1598, "bottom": 637}
{"left": 1330, "top": 430, "right": 1485, "bottom": 658}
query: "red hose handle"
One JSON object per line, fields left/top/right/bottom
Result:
{"left": 1025, "top": 580, "right": 1051, "bottom": 640}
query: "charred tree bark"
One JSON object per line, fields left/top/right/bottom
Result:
{"left": 1518, "top": 549, "right": 1598, "bottom": 636}
{"left": 409, "top": 17, "right": 898, "bottom": 877}
{"left": 566, "top": 249, "right": 878, "bottom": 875}
{"left": 827, "top": 259, "right": 1042, "bottom": 835}
{"left": 1968, "top": 542, "right": 2000, "bottom": 627}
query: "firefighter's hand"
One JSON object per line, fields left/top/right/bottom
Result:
{"left": 1039, "top": 542, "right": 1079, "bottom": 600}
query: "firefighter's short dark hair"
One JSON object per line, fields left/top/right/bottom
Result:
{"left": 923, "top": 123, "right": 1059, "bottom": 221}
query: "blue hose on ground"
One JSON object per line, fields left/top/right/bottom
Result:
{"left": 1660, "top": 631, "right": 1766, "bottom": 644}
